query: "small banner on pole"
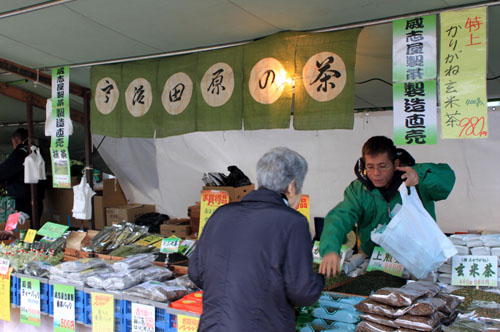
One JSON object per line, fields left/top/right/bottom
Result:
{"left": 50, "top": 66, "right": 71, "bottom": 188}
{"left": 440, "top": 7, "right": 488, "bottom": 139}
{"left": 393, "top": 15, "right": 437, "bottom": 145}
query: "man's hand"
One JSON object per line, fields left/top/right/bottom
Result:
{"left": 319, "top": 252, "right": 341, "bottom": 278}
{"left": 397, "top": 166, "right": 419, "bottom": 186}
{"left": 0, "top": 231, "right": 15, "bottom": 241}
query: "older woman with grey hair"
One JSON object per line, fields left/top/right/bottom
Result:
{"left": 256, "top": 146, "right": 308, "bottom": 209}
{"left": 189, "top": 147, "right": 324, "bottom": 332}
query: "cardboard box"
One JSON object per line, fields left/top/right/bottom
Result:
{"left": 202, "top": 184, "right": 254, "bottom": 202}
{"left": 106, "top": 204, "right": 156, "bottom": 225}
{"left": 93, "top": 195, "right": 106, "bottom": 230}
{"left": 160, "top": 218, "right": 191, "bottom": 238}
{"left": 103, "top": 179, "right": 127, "bottom": 207}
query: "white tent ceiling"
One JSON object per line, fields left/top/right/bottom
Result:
{"left": 0, "top": 0, "right": 499, "bottom": 158}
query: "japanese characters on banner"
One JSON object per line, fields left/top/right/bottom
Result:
{"left": 20, "top": 277, "right": 41, "bottom": 326}
{"left": 198, "top": 190, "right": 229, "bottom": 237}
{"left": 393, "top": 15, "right": 437, "bottom": 145}
{"left": 440, "top": 7, "right": 488, "bottom": 139}
{"left": 50, "top": 66, "right": 72, "bottom": 188}
{"left": 451, "top": 255, "right": 498, "bottom": 287}
{"left": 53, "top": 284, "right": 76, "bottom": 332}
{"left": 91, "top": 30, "right": 360, "bottom": 138}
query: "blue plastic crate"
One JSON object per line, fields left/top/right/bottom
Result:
{"left": 10, "top": 274, "right": 19, "bottom": 306}
{"left": 124, "top": 300, "right": 175, "bottom": 332}
{"left": 84, "top": 290, "right": 126, "bottom": 331}
{"left": 40, "top": 280, "right": 50, "bottom": 314}
{"left": 49, "top": 283, "right": 86, "bottom": 324}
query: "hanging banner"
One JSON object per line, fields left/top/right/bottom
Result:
{"left": 393, "top": 15, "right": 437, "bottom": 83}
{"left": 243, "top": 31, "right": 298, "bottom": 130}
{"left": 53, "top": 284, "right": 75, "bottom": 332}
{"left": 91, "top": 63, "right": 123, "bottom": 137}
{"left": 157, "top": 53, "right": 198, "bottom": 137}
{"left": 440, "top": 7, "right": 488, "bottom": 139}
{"left": 121, "top": 59, "right": 159, "bottom": 138}
{"left": 392, "top": 15, "right": 437, "bottom": 145}
{"left": 0, "top": 268, "right": 12, "bottom": 322}
{"left": 196, "top": 46, "right": 243, "bottom": 131}
{"left": 294, "top": 28, "right": 361, "bottom": 130}
{"left": 393, "top": 80, "right": 437, "bottom": 145}
{"left": 198, "top": 190, "right": 229, "bottom": 237}
{"left": 20, "top": 277, "right": 41, "bottom": 326}
{"left": 51, "top": 66, "right": 71, "bottom": 188}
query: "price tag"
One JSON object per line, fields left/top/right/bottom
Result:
{"left": 160, "top": 236, "right": 181, "bottom": 254}
{"left": 312, "top": 241, "right": 321, "bottom": 264}
{"left": 0, "top": 267, "right": 12, "bottom": 322}
{"left": 91, "top": 292, "right": 114, "bottom": 332}
{"left": 20, "top": 277, "right": 41, "bottom": 326}
{"left": 177, "top": 314, "right": 200, "bottom": 332}
{"left": 136, "top": 235, "right": 163, "bottom": 246}
{"left": 5, "top": 212, "right": 20, "bottom": 232}
{"left": 367, "top": 246, "right": 404, "bottom": 277}
{"left": 53, "top": 284, "right": 75, "bottom": 332}
{"left": 296, "top": 195, "right": 311, "bottom": 224}
{"left": 37, "top": 222, "right": 69, "bottom": 238}
{"left": 131, "top": 303, "right": 155, "bottom": 332}
{"left": 199, "top": 190, "right": 229, "bottom": 237}
{"left": 24, "top": 229, "right": 37, "bottom": 244}
{"left": 452, "top": 255, "right": 498, "bottom": 287}
{"left": 0, "top": 259, "right": 10, "bottom": 275}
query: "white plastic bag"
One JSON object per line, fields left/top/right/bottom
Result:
{"left": 371, "top": 183, "right": 457, "bottom": 279}
{"left": 24, "top": 146, "right": 46, "bottom": 183}
{"left": 72, "top": 175, "right": 96, "bottom": 220}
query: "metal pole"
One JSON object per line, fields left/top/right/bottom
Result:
{"left": 26, "top": 99, "right": 40, "bottom": 230}
{"left": 83, "top": 89, "right": 94, "bottom": 230}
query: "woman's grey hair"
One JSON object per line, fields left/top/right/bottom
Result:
{"left": 256, "top": 147, "right": 308, "bottom": 194}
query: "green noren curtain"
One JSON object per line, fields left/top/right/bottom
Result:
{"left": 243, "top": 31, "right": 299, "bottom": 130}
{"left": 294, "top": 28, "right": 361, "bottom": 130}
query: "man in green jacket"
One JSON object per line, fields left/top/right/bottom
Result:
{"left": 319, "top": 136, "right": 455, "bottom": 277}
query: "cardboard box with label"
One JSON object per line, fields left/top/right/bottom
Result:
{"left": 160, "top": 218, "right": 191, "bottom": 238}
{"left": 202, "top": 184, "right": 254, "bottom": 202}
{"left": 106, "top": 204, "right": 156, "bottom": 225}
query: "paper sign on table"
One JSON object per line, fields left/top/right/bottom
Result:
{"left": 136, "top": 235, "right": 163, "bottom": 246}
{"left": 452, "top": 255, "right": 498, "bottom": 287}
{"left": 20, "top": 277, "right": 41, "bottom": 326}
{"left": 131, "top": 302, "right": 155, "bottom": 332}
{"left": 0, "top": 259, "right": 10, "bottom": 275}
{"left": 0, "top": 267, "right": 12, "bottom": 322}
{"left": 367, "top": 246, "right": 405, "bottom": 277}
{"left": 177, "top": 314, "right": 200, "bottom": 332}
{"left": 54, "top": 284, "right": 75, "bottom": 332}
{"left": 91, "top": 292, "right": 114, "bottom": 332}
{"left": 199, "top": 190, "right": 229, "bottom": 237}
{"left": 37, "top": 222, "right": 69, "bottom": 238}
{"left": 24, "top": 229, "right": 37, "bottom": 243}
{"left": 5, "top": 212, "right": 21, "bottom": 232}
{"left": 160, "top": 236, "right": 181, "bottom": 254}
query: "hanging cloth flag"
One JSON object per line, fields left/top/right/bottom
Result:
{"left": 294, "top": 28, "right": 361, "bottom": 130}
{"left": 196, "top": 46, "right": 243, "bottom": 131}
{"left": 157, "top": 53, "right": 198, "bottom": 138}
{"left": 393, "top": 15, "right": 437, "bottom": 145}
{"left": 91, "top": 63, "right": 123, "bottom": 138}
{"left": 121, "top": 59, "right": 159, "bottom": 138}
{"left": 439, "top": 7, "right": 488, "bottom": 139}
{"left": 243, "top": 31, "right": 298, "bottom": 130}
{"left": 50, "top": 66, "right": 71, "bottom": 189}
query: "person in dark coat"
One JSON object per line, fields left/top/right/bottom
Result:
{"left": 0, "top": 128, "right": 31, "bottom": 215}
{"left": 189, "top": 147, "right": 324, "bottom": 332}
